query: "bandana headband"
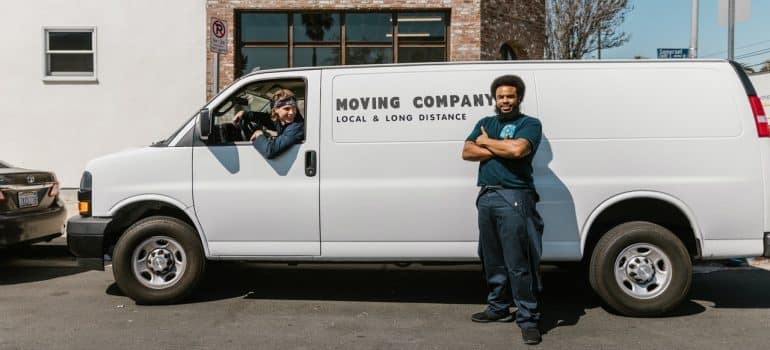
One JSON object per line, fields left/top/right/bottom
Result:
{"left": 271, "top": 96, "right": 297, "bottom": 109}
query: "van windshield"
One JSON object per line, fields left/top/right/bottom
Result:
{"left": 151, "top": 113, "right": 197, "bottom": 147}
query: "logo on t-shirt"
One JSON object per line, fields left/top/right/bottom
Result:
{"left": 500, "top": 124, "right": 516, "bottom": 139}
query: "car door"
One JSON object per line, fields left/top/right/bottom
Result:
{"left": 192, "top": 71, "right": 320, "bottom": 257}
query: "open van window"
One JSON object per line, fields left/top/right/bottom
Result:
{"left": 211, "top": 78, "right": 307, "bottom": 144}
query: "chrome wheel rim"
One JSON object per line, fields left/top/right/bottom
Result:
{"left": 614, "top": 243, "right": 672, "bottom": 300}
{"left": 131, "top": 236, "right": 186, "bottom": 290}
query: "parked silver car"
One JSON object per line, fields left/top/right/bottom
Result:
{"left": 0, "top": 160, "right": 66, "bottom": 246}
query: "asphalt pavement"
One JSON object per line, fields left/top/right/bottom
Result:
{"left": 1, "top": 239, "right": 770, "bottom": 350}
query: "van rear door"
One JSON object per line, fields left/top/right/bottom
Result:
{"left": 730, "top": 62, "right": 770, "bottom": 236}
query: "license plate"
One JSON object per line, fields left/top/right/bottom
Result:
{"left": 18, "top": 192, "right": 39, "bottom": 208}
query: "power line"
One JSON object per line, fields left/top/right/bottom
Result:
{"left": 701, "top": 38, "right": 770, "bottom": 58}
{"left": 745, "top": 60, "right": 770, "bottom": 68}
{"left": 735, "top": 47, "right": 770, "bottom": 60}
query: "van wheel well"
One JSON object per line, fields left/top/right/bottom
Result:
{"left": 103, "top": 201, "right": 197, "bottom": 256}
{"left": 584, "top": 198, "right": 699, "bottom": 261}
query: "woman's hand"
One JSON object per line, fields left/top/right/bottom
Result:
{"left": 233, "top": 110, "right": 245, "bottom": 124}
{"left": 249, "top": 130, "right": 263, "bottom": 141}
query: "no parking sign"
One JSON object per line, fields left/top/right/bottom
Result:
{"left": 210, "top": 18, "right": 227, "bottom": 54}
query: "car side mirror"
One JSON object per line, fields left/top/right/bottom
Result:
{"left": 199, "top": 108, "right": 212, "bottom": 140}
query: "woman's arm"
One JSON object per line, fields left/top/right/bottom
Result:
{"left": 253, "top": 123, "right": 305, "bottom": 159}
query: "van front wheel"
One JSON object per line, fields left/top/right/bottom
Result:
{"left": 589, "top": 221, "right": 691, "bottom": 316}
{"left": 112, "top": 216, "right": 205, "bottom": 304}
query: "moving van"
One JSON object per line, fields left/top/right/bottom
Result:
{"left": 68, "top": 60, "right": 770, "bottom": 316}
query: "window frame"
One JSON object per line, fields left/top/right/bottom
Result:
{"left": 42, "top": 27, "right": 97, "bottom": 82}
{"left": 236, "top": 10, "right": 449, "bottom": 76}
{"left": 208, "top": 77, "right": 308, "bottom": 146}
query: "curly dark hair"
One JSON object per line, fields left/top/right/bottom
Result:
{"left": 490, "top": 75, "right": 525, "bottom": 102}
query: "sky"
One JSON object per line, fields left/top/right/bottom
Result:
{"left": 601, "top": 0, "right": 770, "bottom": 70}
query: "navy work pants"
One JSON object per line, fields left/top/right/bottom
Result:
{"left": 476, "top": 188, "right": 544, "bottom": 328}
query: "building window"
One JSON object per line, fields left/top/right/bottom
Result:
{"left": 500, "top": 44, "right": 517, "bottom": 60}
{"left": 44, "top": 28, "right": 96, "bottom": 79}
{"left": 294, "top": 13, "right": 341, "bottom": 67}
{"left": 237, "top": 11, "right": 448, "bottom": 77}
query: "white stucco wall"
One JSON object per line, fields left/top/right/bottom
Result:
{"left": 0, "top": 1, "right": 206, "bottom": 187}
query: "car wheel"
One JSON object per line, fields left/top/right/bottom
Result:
{"left": 112, "top": 216, "right": 205, "bottom": 304}
{"left": 589, "top": 221, "right": 692, "bottom": 316}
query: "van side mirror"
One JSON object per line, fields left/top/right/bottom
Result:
{"left": 199, "top": 108, "right": 212, "bottom": 140}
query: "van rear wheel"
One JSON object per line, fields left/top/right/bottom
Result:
{"left": 112, "top": 216, "right": 205, "bottom": 304}
{"left": 589, "top": 221, "right": 691, "bottom": 316}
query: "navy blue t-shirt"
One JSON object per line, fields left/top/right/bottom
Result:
{"left": 466, "top": 114, "right": 542, "bottom": 190}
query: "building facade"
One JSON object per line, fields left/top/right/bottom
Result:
{"left": 1, "top": 1, "right": 543, "bottom": 187}
{"left": 206, "top": 0, "right": 545, "bottom": 97}
{"left": 0, "top": 1, "right": 206, "bottom": 187}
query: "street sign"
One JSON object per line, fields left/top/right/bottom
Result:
{"left": 718, "top": 0, "right": 750, "bottom": 26}
{"left": 210, "top": 18, "right": 227, "bottom": 54}
{"left": 657, "top": 48, "right": 690, "bottom": 59}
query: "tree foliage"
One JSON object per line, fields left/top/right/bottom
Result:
{"left": 541, "top": 0, "right": 633, "bottom": 59}
{"left": 739, "top": 62, "right": 755, "bottom": 74}
{"left": 761, "top": 60, "right": 770, "bottom": 73}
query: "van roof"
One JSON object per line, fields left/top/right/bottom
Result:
{"left": 239, "top": 59, "right": 729, "bottom": 80}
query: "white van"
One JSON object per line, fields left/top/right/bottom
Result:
{"left": 68, "top": 60, "right": 770, "bottom": 316}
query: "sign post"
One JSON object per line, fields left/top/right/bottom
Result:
{"left": 210, "top": 18, "right": 228, "bottom": 94}
{"left": 718, "top": 0, "right": 751, "bottom": 61}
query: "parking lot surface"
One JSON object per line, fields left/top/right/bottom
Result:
{"left": 2, "top": 240, "right": 770, "bottom": 350}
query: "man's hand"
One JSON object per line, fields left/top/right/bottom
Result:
{"left": 475, "top": 126, "right": 491, "bottom": 147}
{"left": 249, "top": 129, "right": 263, "bottom": 141}
{"left": 473, "top": 126, "right": 532, "bottom": 159}
{"left": 462, "top": 141, "right": 494, "bottom": 161}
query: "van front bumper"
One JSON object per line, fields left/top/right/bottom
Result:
{"left": 66, "top": 216, "right": 111, "bottom": 270}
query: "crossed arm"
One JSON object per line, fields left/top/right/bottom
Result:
{"left": 461, "top": 126, "right": 532, "bottom": 162}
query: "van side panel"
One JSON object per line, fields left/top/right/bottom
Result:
{"left": 319, "top": 68, "right": 504, "bottom": 259}
{"left": 535, "top": 63, "right": 763, "bottom": 258}
{"left": 318, "top": 61, "right": 764, "bottom": 261}
{"left": 319, "top": 66, "right": 583, "bottom": 260}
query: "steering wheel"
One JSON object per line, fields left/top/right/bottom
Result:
{"left": 234, "top": 111, "right": 274, "bottom": 141}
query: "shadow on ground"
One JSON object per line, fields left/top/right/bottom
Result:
{"left": 0, "top": 242, "right": 88, "bottom": 285}
{"left": 8, "top": 245, "right": 769, "bottom": 335}
{"left": 104, "top": 262, "right": 770, "bottom": 333}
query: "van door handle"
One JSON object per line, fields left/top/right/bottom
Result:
{"left": 305, "top": 150, "right": 317, "bottom": 177}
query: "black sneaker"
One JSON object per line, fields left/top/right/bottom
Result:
{"left": 521, "top": 327, "right": 542, "bottom": 345}
{"left": 470, "top": 309, "right": 514, "bottom": 323}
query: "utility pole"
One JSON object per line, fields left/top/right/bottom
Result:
{"left": 728, "top": 0, "right": 735, "bottom": 60}
{"left": 689, "top": 0, "right": 699, "bottom": 58}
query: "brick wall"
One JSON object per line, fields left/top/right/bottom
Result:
{"left": 480, "top": 0, "right": 545, "bottom": 61}
{"left": 206, "top": 0, "right": 544, "bottom": 97}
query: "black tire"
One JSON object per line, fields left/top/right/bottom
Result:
{"left": 112, "top": 216, "right": 205, "bottom": 304}
{"left": 589, "top": 221, "right": 692, "bottom": 316}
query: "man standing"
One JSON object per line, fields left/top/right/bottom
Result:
{"left": 462, "top": 75, "right": 544, "bottom": 345}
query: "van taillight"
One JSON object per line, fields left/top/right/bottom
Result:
{"left": 750, "top": 95, "right": 769, "bottom": 137}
